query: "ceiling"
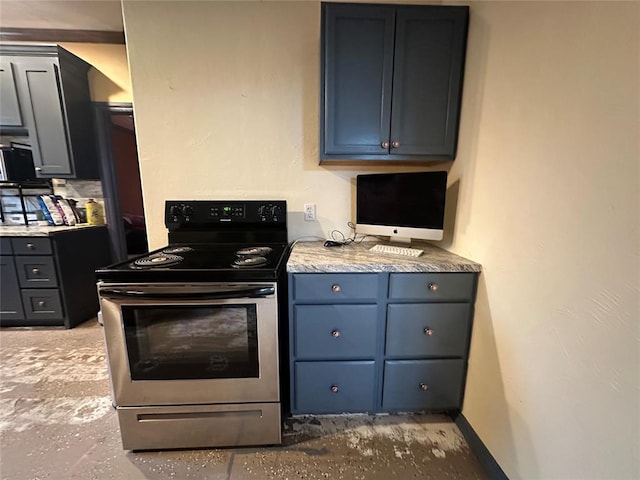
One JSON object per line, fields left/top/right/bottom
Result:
{"left": 0, "top": 0, "right": 124, "bottom": 31}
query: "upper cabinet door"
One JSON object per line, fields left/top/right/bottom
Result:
{"left": 390, "top": 6, "right": 469, "bottom": 157}
{"left": 322, "top": 3, "right": 395, "bottom": 157}
{"left": 320, "top": 3, "right": 469, "bottom": 164}
{"left": 0, "top": 61, "right": 24, "bottom": 128}
{"left": 16, "top": 60, "right": 74, "bottom": 177}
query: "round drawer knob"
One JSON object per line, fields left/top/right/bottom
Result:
{"left": 330, "top": 385, "right": 339, "bottom": 394}
{"left": 428, "top": 283, "right": 439, "bottom": 292}
{"left": 32, "top": 268, "right": 40, "bottom": 275}
{"left": 424, "top": 328, "right": 434, "bottom": 336}
{"left": 35, "top": 167, "right": 42, "bottom": 172}
{"left": 391, "top": 141, "right": 400, "bottom": 148}
{"left": 331, "top": 329, "right": 341, "bottom": 338}
{"left": 331, "top": 284, "right": 341, "bottom": 293}
{"left": 27, "top": 243, "right": 35, "bottom": 250}
{"left": 381, "top": 141, "right": 390, "bottom": 149}
{"left": 419, "top": 383, "right": 429, "bottom": 391}
{"left": 37, "top": 301, "right": 46, "bottom": 307}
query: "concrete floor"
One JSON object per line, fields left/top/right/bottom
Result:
{"left": 0, "top": 320, "right": 488, "bottom": 480}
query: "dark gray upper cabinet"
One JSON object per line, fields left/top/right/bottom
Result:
{"left": 0, "top": 45, "right": 100, "bottom": 179}
{"left": 321, "top": 3, "right": 469, "bottom": 163}
{"left": 0, "top": 60, "right": 25, "bottom": 130}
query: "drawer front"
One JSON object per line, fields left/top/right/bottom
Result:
{"left": 15, "top": 256, "right": 58, "bottom": 288}
{"left": 1, "top": 238, "right": 13, "bottom": 255}
{"left": 389, "top": 273, "right": 475, "bottom": 301}
{"left": 295, "top": 361, "right": 376, "bottom": 413}
{"left": 294, "top": 305, "right": 377, "bottom": 359}
{"left": 382, "top": 359, "right": 464, "bottom": 411}
{"left": 0, "top": 256, "right": 25, "bottom": 320}
{"left": 21, "top": 289, "right": 63, "bottom": 320}
{"left": 292, "top": 274, "right": 379, "bottom": 302}
{"left": 11, "top": 237, "right": 52, "bottom": 255}
{"left": 386, "top": 304, "right": 470, "bottom": 358}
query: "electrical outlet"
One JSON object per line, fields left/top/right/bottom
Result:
{"left": 304, "top": 203, "right": 316, "bottom": 221}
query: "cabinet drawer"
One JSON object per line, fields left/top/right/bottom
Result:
{"left": 295, "top": 361, "right": 376, "bottom": 413}
{"left": 294, "top": 305, "right": 377, "bottom": 359}
{"left": 382, "top": 359, "right": 464, "bottom": 411}
{"left": 292, "top": 274, "right": 379, "bottom": 302}
{"left": 15, "top": 256, "right": 58, "bottom": 288}
{"left": 11, "top": 237, "right": 52, "bottom": 255}
{"left": 388, "top": 273, "right": 475, "bottom": 301}
{"left": 21, "top": 289, "right": 63, "bottom": 320}
{"left": 386, "top": 304, "right": 470, "bottom": 358}
{"left": 1, "top": 238, "right": 13, "bottom": 254}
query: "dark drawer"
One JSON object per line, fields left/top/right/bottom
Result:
{"left": 11, "top": 237, "right": 52, "bottom": 255}
{"left": 15, "top": 256, "right": 58, "bottom": 288}
{"left": 382, "top": 359, "right": 464, "bottom": 411}
{"left": 294, "top": 305, "right": 377, "bottom": 359}
{"left": 1, "top": 238, "right": 12, "bottom": 255}
{"left": 21, "top": 289, "right": 63, "bottom": 320}
{"left": 388, "top": 273, "right": 475, "bottom": 301}
{"left": 292, "top": 274, "right": 379, "bottom": 302}
{"left": 385, "top": 304, "right": 471, "bottom": 358}
{"left": 294, "top": 361, "right": 376, "bottom": 413}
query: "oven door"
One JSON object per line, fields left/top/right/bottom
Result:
{"left": 98, "top": 282, "right": 280, "bottom": 407}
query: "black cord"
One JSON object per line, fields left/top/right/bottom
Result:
{"left": 329, "top": 222, "right": 381, "bottom": 245}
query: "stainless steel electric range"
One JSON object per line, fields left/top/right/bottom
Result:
{"left": 96, "top": 200, "right": 289, "bottom": 451}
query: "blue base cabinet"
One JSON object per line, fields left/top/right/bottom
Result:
{"left": 288, "top": 271, "right": 478, "bottom": 414}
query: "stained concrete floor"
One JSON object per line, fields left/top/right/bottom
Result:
{"left": 0, "top": 320, "right": 488, "bottom": 480}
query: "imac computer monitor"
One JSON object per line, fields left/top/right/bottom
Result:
{"left": 356, "top": 171, "right": 447, "bottom": 245}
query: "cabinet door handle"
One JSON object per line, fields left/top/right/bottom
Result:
{"left": 391, "top": 141, "right": 400, "bottom": 148}
{"left": 330, "top": 385, "right": 339, "bottom": 394}
{"left": 381, "top": 141, "right": 389, "bottom": 149}
{"left": 32, "top": 268, "right": 40, "bottom": 275}
{"left": 35, "top": 167, "right": 42, "bottom": 172}
{"left": 424, "top": 327, "right": 434, "bottom": 336}
{"left": 331, "top": 284, "right": 341, "bottom": 293}
{"left": 27, "top": 243, "right": 35, "bottom": 250}
{"left": 37, "top": 301, "right": 46, "bottom": 307}
{"left": 419, "top": 383, "right": 429, "bottom": 391}
{"left": 331, "top": 329, "right": 341, "bottom": 338}
{"left": 428, "top": 283, "right": 439, "bottom": 292}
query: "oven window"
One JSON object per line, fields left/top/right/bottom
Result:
{"left": 122, "top": 304, "right": 258, "bottom": 380}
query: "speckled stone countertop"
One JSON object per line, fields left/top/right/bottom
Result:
{"left": 0, "top": 224, "right": 105, "bottom": 237}
{"left": 287, "top": 241, "right": 481, "bottom": 273}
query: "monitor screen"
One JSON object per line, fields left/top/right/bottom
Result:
{"left": 356, "top": 171, "right": 447, "bottom": 244}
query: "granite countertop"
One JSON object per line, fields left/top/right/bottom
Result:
{"left": 0, "top": 224, "right": 105, "bottom": 237}
{"left": 287, "top": 241, "right": 481, "bottom": 273}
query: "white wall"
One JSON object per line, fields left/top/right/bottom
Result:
{"left": 122, "top": 1, "right": 639, "bottom": 479}
{"left": 445, "top": 2, "right": 639, "bottom": 478}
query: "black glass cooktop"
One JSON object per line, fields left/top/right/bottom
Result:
{"left": 96, "top": 243, "right": 290, "bottom": 282}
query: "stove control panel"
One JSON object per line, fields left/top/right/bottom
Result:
{"left": 165, "top": 200, "right": 286, "bottom": 228}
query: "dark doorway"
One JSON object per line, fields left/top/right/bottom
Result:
{"left": 94, "top": 103, "right": 148, "bottom": 262}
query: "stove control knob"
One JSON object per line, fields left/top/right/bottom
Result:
{"left": 182, "top": 205, "right": 193, "bottom": 216}
{"left": 169, "top": 205, "right": 182, "bottom": 217}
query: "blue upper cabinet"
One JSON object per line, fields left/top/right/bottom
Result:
{"left": 321, "top": 3, "right": 469, "bottom": 164}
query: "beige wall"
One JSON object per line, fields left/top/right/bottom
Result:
{"left": 122, "top": 1, "right": 639, "bottom": 479}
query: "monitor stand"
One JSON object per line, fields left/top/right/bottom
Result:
{"left": 388, "top": 236, "right": 412, "bottom": 247}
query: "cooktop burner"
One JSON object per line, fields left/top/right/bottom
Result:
{"left": 162, "top": 246, "right": 194, "bottom": 254}
{"left": 131, "top": 253, "right": 184, "bottom": 269}
{"left": 233, "top": 256, "right": 268, "bottom": 268}
{"left": 236, "top": 246, "right": 272, "bottom": 256}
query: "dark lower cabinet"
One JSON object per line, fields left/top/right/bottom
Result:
{"left": 0, "top": 228, "right": 111, "bottom": 328}
{"left": 321, "top": 2, "right": 469, "bottom": 163}
{"left": 288, "top": 271, "right": 478, "bottom": 414}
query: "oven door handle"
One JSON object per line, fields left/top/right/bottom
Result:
{"left": 99, "top": 286, "right": 276, "bottom": 301}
